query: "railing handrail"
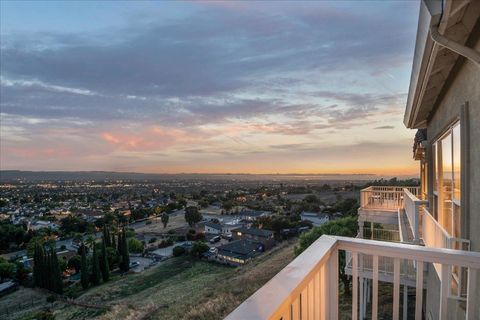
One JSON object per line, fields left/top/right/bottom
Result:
{"left": 422, "top": 207, "right": 452, "bottom": 243}
{"left": 360, "top": 185, "right": 420, "bottom": 192}
{"left": 334, "top": 236, "right": 480, "bottom": 267}
{"left": 225, "top": 236, "right": 337, "bottom": 320}
{"left": 226, "top": 235, "right": 480, "bottom": 320}
{"left": 403, "top": 188, "right": 428, "bottom": 242}
{"left": 359, "top": 185, "right": 417, "bottom": 210}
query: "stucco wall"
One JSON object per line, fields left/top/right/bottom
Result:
{"left": 424, "top": 33, "right": 480, "bottom": 320}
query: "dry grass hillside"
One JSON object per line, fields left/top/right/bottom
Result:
{"left": 34, "top": 241, "right": 297, "bottom": 320}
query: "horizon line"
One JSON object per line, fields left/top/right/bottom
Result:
{"left": 0, "top": 169, "right": 419, "bottom": 177}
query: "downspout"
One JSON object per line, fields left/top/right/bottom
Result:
{"left": 430, "top": 24, "right": 480, "bottom": 67}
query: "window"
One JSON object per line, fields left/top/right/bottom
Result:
{"left": 421, "top": 162, "right": 428, "bottom": 199}
{"left": 433, "top": 143, "right": 438, "bottom": 192}
{"left": 452, "top": 123, "right": 461, "bottom": 202}
{"left": 441, "top": 133, "right": 453, "bottom": 233}
{"left": 432, "top": 121, "right": 461, "bottom": 238}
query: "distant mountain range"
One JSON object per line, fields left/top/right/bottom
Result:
{"left": 0, "top": 170, "right": 396, "bottom": 182}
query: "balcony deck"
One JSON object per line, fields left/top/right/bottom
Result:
{"left": 226, "top": 235, "right": 480, "bottom": 320}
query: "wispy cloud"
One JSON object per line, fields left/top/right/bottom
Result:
{"left": 0, "top": 1, "right": 419, "bottom": 174}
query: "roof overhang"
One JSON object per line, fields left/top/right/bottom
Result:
{"left": 404, "top": 0, "right": 479, "bottom": 129}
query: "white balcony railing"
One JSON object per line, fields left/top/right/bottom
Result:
{"left": 226, "top": 235, "right": 480, "bottom": 320}
{"left": 364, "top": 227, "right": 401, "bottom": 242}
{"left": 422, "top": 207, "right": 469, "bottom": 251}
{"left": 403, "top": 188, "right": 427, "bottom": 242}
{"left": 360, "top": 186, "right": 419, "bottom": 211}
{"left": 422, "top": 206, "right": 470, "bottom": 295}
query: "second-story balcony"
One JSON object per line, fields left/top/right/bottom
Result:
{"left": 358, "top": 186, "right": 425, "bottom": 244}
{"left": 359, "top": 186, "right": 421, "bottom": 212}
{"left": 226, "top": 235, "right": 480, "bottom": 320}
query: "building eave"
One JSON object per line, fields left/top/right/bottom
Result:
{"left": 404, "top": 0, "right": 479, "bottom": 129}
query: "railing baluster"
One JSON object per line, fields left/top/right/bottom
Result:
{"left": 329, "top": 249, "right": 339, "bottom": 320}
{"left": 415, "top": 261, "right": 424, "bottom": 320}
{"left": 393, "top": 258, "right": 400, "bottom": 320}
{"left": 314, "top": 272, "right": 320, "bottom": 320}
{"left": 372, "top": 255, "right": 378, "bottom": 320}
{"left": 307, "top": 281, "right": 313, "bottom": 320}
{"left": 320, "top": 264, "right": 327, "bottom": 320}
{"left": 439, "top": 264, "right": 449, "bottom": 320}
{"left": 292, "top": 296, "right": 300, "bottom": 320}
{"left": 352, "top": 252, "right": 358, "bottom": 320}
{"left": 300, "top": 288, "right": 307, "bottom": 320}
{"left": 466, "top": 267, "right": 477, "bottom": 320}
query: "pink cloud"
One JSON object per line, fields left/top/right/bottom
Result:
{"left": 101, "top": 126, "right": 213, "bottom": 151}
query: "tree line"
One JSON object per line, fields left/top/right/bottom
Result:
{"left": 32, "top": 225, "right": 130, "bottom": 293}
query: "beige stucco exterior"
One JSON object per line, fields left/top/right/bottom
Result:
{"left": 421, "top": 19, "right": 480, "bottom": 320}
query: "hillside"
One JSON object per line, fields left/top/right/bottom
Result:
{"left": 5, "top": 242, "right": 296, "bottom": 320}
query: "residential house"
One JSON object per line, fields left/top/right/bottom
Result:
{"left": 205, "top": 221, "right": 244, "bottom": 235}
{"left": 237, "top": 210, "right": 272, "bottom": 221}
{"left": 300, "top": 212, "right": 330, "bottom": 227}
{"left": 204, "top": 221, "right": 223, "bottom": 235}
{"left": 227, "top": 2, "right": 480, "bottom": 319}
{"left": 0, "top": 281, "right": 17, "bottom": 297}
{"left": 216, "top": 239, "right": 263, "bottom": 266}
{"left": 232, "top": 227, "right": 275, "bottom": 250}
{"left": 29, "top": 220, "right": 59, "bottom": 231}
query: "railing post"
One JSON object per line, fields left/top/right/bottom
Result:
{"left": 466, "top": 268, "right": 478, "bottom": 320}
{"left": 415, "top": 261, "right": 424, "bottom": 320}
{"left": 372, "top": 255, "right": 378, "bottom": 320}
{"left": 352, "top": 252, "right": 358, "bottom": 320}
{"left": 413, "top": 202, "right": 419, "bottom": 243}
{"left": 439, "top": 264, "right": 449, "bottom": 320}
{"left": 393, "top": 258, "right": 400, "bottom": 320}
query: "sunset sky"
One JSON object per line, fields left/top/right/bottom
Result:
{"left": 0, "top": 1, "right": 420, "bottom": 176}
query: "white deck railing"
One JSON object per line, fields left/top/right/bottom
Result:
{"left": 226, "top": 235, "right": 480, "bottom": 320}
{"left": 360, "top": 186, "right": 419, "bottom": 211}
{"left": 422, "top": 207, "right": 470, "bottom": 252}
{"left": 403, "top": 188, "right": 428, "bottom": 242}
{"left": 422, "top": 206, "right": 470, "bottom": 297}
{"left": 364, "top": 227, "right": 401, "bottom": 242}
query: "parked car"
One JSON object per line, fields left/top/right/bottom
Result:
{"left": 209, "top": 236, "right": 221, "bottom": 243}
{"left": 129, "top": 261, "right": 140, "bottom": 268}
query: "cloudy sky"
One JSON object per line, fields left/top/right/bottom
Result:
{"left": 0, "top": 1, "right": 420, "bottom": 175}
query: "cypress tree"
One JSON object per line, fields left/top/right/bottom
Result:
{"left": 33, "top": 243, "right": 39, "bottom": 287}
{"left": 103, "top": 226, "right": 111, "bottom": 247}
{"left": 122, "top": 228, "right": 130, "bottom": 272}
{"left": 80, "top": 243, "right": 89, "bottom": 290}
{"left": 118, "top": 228, "right": 130, "bottom": 272}
{"left": 33, "top": 242, "right": 43, "bottom": 288}
{"left": 100, "top": 237, "right": 110, "bottom": 282}
{"left": 45, "top": 250, "right": 52, "bottom": 291}
{"left": 50, "top": 246, "right": 63, "bottom": 294}
{"left": 91, "top": 243, "right": 101, "bottom": 286}
{"left": 117, "top": 231, "right": 124, "bottom": 271}
{"left": 40, "top": 245, "right": 47, "bottom": 288}
{"left": 111, "top": 231, "right": 116, "bottom": 249}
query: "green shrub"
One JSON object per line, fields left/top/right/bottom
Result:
{"left": 172, "top": 246, "right": 186, "bottom": 257}
{"left": 294, "top": 215, "right": 358, "bottom": 256}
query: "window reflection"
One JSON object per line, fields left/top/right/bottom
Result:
{"left": 453, "top": 124, "right": 461, "bottom": 201}
{"left": 441, "top": 133, "right": 452, "bottom": 233}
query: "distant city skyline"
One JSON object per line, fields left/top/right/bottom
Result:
{"left": 1, "top": 1, "right": 420, "bottom": 175}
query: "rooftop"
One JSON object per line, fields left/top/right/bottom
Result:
{"left": 233, "top": 227, "right": 274, "bottom": 238}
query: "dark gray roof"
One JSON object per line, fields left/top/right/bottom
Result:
{"left": 204, "top": 222, "right": 222, "bottom": 230}
{"left": 0, "top": 281, "right": 16, "bottom": 292}
{"left": 217, "top": 239, "right": 262, "bottom": 257}
{"left": 232, "top": 227, "right": 273, "bottom": 238}
{"left": 237, "top": 210, "right": 265, "bottom": 217}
